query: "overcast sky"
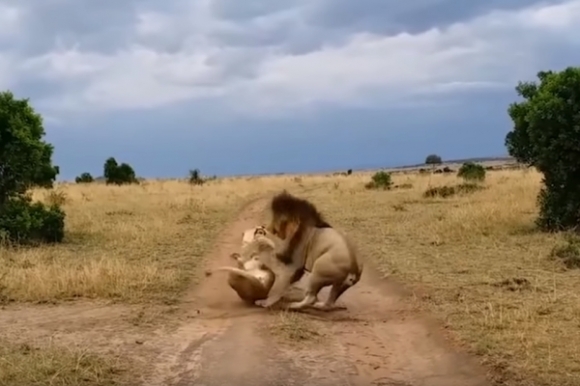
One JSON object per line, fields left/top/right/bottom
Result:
{"left": 1, "top": 0, "right": 579, "bottom": 179}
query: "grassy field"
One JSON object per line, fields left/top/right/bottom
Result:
{"left": 1, "top": 167, "right": 579, "bottom": 385}
{"left": 0, "top": 176, "right": 304, "bottom": 304}
{"left": 303, "top": 169, "right": 580, "bottom": 386}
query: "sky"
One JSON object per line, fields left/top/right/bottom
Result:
{"left": 1, "top": 0, "right": 580, "bottom": 180}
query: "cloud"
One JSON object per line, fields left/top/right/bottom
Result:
{"left": 2, "top": 0, "right": 580, "bottom": 120}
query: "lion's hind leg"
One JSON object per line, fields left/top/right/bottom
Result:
{"left": 312, "top": 282, "right": 349, "bottom": 311}
{"left": 286, "top": 274, "right": 328, "bottom": 311}
{"left": 313, "top": 271, "right": 359, "bottom": 311}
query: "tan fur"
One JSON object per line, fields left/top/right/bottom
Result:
{"left": 210, "top": 227, "right": 276, "bottom": 304}
{"left": 241, "top": 225, "right": 267, "bottom": 247}
{"left": 256, "top": 191, "right": 363, "bottom": 311}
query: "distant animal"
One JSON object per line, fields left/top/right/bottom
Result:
{"left": 255, "top": 191, "right": 363, "bottom": 311}
{"left": 208, "top": 232, "right": 276, "bottom": 304}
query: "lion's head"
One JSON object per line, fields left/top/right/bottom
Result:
{"left": 267, "top": 191, "right": 331, "bottom": 240}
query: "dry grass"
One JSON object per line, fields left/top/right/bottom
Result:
{"left": 269, "top": 310, "right": 324, "bottom": 344}
{"left": 303, "top": 169, "right": 580, "bottom": 386}
{"left": 0, "top": 340, "right": 129, "bottom": 386}
{"left": 1, "top": 167, "right": 580, "bottom": 385}
{"left": 0, "top": 175, "right": 323, "bottom": 304}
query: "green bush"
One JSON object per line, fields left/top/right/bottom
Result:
{"left": 457, "top": 162, "right": 486, "bottom": 182}
{"left": 506, "top": 67, "right": 580, "bottom": 231}
{"left": 0, "top": 91, "right": 65, "bottom": 245}
{"left": 75, "top": 172, "right": 94, "bottom": 184}
{"left": 103, "top": 157, "right": 138, "bottom": 185}
{"left": 365, "top": 171, "right": 393, "bottom": 190}
{"left": 0, "top": 196, "right": 65, "bottom": 244}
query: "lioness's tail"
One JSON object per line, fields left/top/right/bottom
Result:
{"left": 213, "top": 267, "right": 260, "bottom": 282}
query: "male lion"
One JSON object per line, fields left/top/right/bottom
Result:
{"left": 255, "top": 191, "right": 363, "bottom": 311}
{"left": 208, "top": 228, "right": 276, "bottom": 304}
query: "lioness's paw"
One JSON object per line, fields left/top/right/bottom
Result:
{"left": 255, "top": 298, "right": 278, "bottom": 308}
{"left": 255, "top": 299, "right": 269, "bottom": 308}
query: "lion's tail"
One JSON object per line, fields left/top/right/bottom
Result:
{"left": 343, "top": 233, "right": 363, "bottom": 286}
{"left": 343, "top": 272, "right": 358, "bottom": 286}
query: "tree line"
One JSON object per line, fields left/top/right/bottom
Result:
{"left": 1, "top": 66, "right": 580, "bottom": 245}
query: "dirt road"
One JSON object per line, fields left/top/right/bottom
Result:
{"left": 144, "top": 198, "right": 491, "bottom": 386}
{"left": 0, "top": 197, "right": 492, "bottom": 386}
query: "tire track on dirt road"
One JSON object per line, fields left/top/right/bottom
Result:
{"left": 144, "top": 196, "right": 492, "bottom": 386}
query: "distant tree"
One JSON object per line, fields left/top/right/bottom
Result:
{"left": 0, "top": 90, "right": 65, "bottom": 244}
{"left": 103, "top": 157, "right": 137, "bottom": 185}
{"left": 103, "top": 157, "right": 118, "bottom": 183}
{"left": 188, "top": 169, "right": 205, "bottom": 185}
{"left": 347, "top": 169, "right": 353, "bottom": 175}
{"left": 506, "top": 67, "right": 580, "bottom": 231}
{"left": 425, "top": 154, "right": 443, "bottom": 165}
{"left": 75, "top": 172, "right": 94, "bottom": 184}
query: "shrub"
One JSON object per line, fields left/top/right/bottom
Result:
{"left": 44, "top": 190, "right": 67, "bottom": 207}
{"left": 457, "top": 162, "right": 486, "bottom": 182}
{"left": 75, "top": 172, "right": 94, "bottom": 184}
{"left": 506, "top": 67, "right": 580, "bottom": 231}
{"left": 347, "top": 169, "right": 353, "bottom": 175}
{"left": 0, "top": 196, "right": 65, "bottom": 244}
{"left": 425, "top": 154, "right": 442, "bottom": 165}
{"left": 549, "top": 235, "right": 580, "bottom": 269}
{"left": 365, "top": 171, "right": 392, "bottom": 190}
{"left": 0, "top": 91, "right": 65, "bottom": 245}
{"left": 188, "top": 169, "right": 205, "bottom": 185}
{"left": 103, "top": 157, "right": 138, "bottom": 185}
{"left": 423, "top": 183, "right": 484, "bottom": 198}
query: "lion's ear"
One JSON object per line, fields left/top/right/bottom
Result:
{"left": 285, "top": 219, "right": 300, "bottom": 239}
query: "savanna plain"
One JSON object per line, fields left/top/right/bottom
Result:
{"left": 1, "top": 167, "right": 579, "bottom": 386}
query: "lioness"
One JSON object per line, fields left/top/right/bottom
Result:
{"left": 209, "top": 229, "right": 276, "bottom": 304}
{"left": 242, "top": 225, "right": 267, "bottom": 247}
{"left": 255, "top": 191, "right": 363, "bottom": 311}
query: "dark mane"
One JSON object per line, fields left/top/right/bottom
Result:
{"left": 270, "top": 191, "right": 332, "bottom": 228}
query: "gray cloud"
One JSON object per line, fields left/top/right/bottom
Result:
{"left": 2, "top": 0, "right": 580, "bottom": 119}
{"left": 1, "top": 0, "right": 578, "bottom": 179}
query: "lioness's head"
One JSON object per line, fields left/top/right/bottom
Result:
{"left": 241, "top": 225, "right": 268, "bottom": 247}
{"left": 267, "top": 191, "right": 331, "bottom": 240}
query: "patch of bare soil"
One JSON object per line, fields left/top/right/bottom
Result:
{"left": 0, "top": 197, "right": 492, "bottom": 386}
